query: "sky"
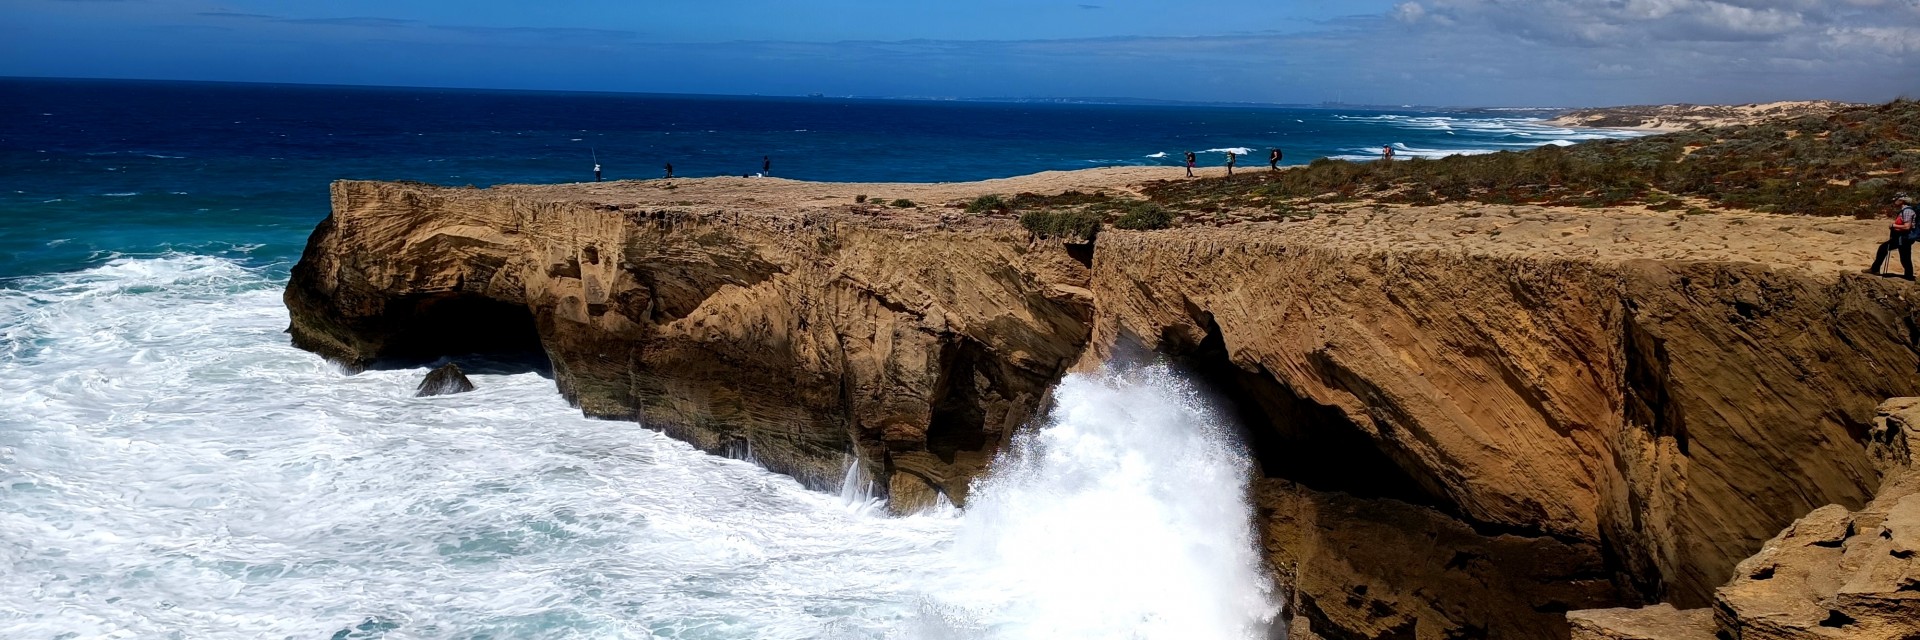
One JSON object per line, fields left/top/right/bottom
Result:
{"left": 2, "top": 0, "right": 1917, "bottom": 106}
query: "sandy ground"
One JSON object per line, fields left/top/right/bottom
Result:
{"left": 491, "top": 166, "right": 1202, "bottom": 206}
{"left": 1545, "top": 100, "right": 1855, "bottom": 132}
{"left": 470, "top": 167, "right": 1899, "bottom": 277}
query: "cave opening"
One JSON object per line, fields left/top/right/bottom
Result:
{"left": 369, "top": 292, "right": 551, "bottom": 376}
{"left": 1160, "top": 314, "right": 1450, "bottom": 509}
{"left": 925, "top": 337, "right": 995, "bottom": 464}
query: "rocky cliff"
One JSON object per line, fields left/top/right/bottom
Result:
{"left": 288, "top": 179, "right": 1094, "bottom": 506}
{"left": 287, "top": 173, "right": 1920, "bottom": 639}
{"left": 1570, "top": 398, "right": 1920, "bottom": 640}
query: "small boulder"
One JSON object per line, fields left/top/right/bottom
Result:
{"left": 416, "top": 363, "right": 476, "bottom": 397}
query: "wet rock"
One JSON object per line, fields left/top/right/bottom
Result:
{"left": 415, "top": 363, "right": 475, "bottom": 397}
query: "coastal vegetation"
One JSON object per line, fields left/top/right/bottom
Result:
{"left": 965, "top": 194, "right": 1007, "bottom": 214}
{"left": 1110, "top": 200, "right": 1174, "bottom": 230}
{"left": 1018, "top": 208, "right": 1102, "bottom": 239}
{"left": 1144, "top": 99, "right": 1920, "bottom": 219}
{"left": 979, "top": 190, "right": 1175, "bottom": 236}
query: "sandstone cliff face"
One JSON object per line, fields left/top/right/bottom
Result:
{"left": 1082, "top": 230, "right": 1920, "bottom": 616}
{"left": 1570, "top": 398, "right": 1920, "bottom": 640}
{"left": 288, "top": 180, "right": 1092, "bottom": 504}
{"left": 287, "top": 178, "right": 1920, "bottom": 639}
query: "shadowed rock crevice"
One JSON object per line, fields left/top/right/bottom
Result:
{"left": 925, "top": 337, "right": 995, "bottom": 464}
{"left": 370, "top": 293, "right": 548, "bottom": 370}
{"left": 1622, "top": 310, "right": 1686, "bottom": 456}
{"left": 1160, "top": 312, "right": 1450, "bottom": 511}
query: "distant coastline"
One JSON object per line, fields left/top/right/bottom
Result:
{"left": 1541, "top": 100, "right": 1857, "bottom": 132}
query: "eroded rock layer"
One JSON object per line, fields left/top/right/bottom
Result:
{"left": 1081, "top": 230, "right": 1920, "bottom": 615}
{"left": 1569, "top": 398, "right": 1920, "bottom": 640}
{"left": 287, "top": 178, "right": 1920, "bottom": 639}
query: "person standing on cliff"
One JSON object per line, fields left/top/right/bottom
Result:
{"left": 1225, "top": 150, "right": 1237, "bottom": 176}
{"left": 664, "top": 162, "right": 674, "bottom": 179}
{"left": 763, "top": 156, "right": 771, "bottom": 177}
{"left": 1185, "top": 151, "right": 1196, "bottom": 178}
{"left": 1868, "top": 193, "right": 1917, "bottom": 281}
{"left": 594, "top": 162, "right": 602, "bottom": 182}
{"left": 1269, "top": 148, "right": 1282, "bottom": 171}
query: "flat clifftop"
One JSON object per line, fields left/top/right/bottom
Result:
{"left": 290, "top": 171, "right": 1920, "bottom": 640}
{"left": 405, "top": 168, "right": 1890, "bottom": 275}
{"left": 480, "top": 166, "right": 1170, "bottom": 216}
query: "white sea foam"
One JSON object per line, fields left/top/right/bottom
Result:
{"left": 0, "top": 256, "right": 954, "bottom": 638}
{"left": 1203, "top": 147, "right": 1255, "bottom": 156}
{"left": 1145, "top": 152, "right": 1168, "bottom": 158}
{"left": 0, "top": 256, "right": 1281, "bottom": 639}
{"left": 910, "top": 366, "right": 1280, "bottom": 639}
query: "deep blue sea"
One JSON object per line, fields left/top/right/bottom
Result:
{"left": 0, "top": 77, "right": 1641, "bottom": 280}
{"left": 0, "top": 78, "right": 1639, "bottom": 638}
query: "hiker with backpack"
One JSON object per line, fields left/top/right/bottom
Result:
{"left": 1868, "top": 193, "right": 1917, "bottom": 281}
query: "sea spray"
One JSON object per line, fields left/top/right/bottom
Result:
{"left": 839, "top": 452, "right": 884, "bottom": 515}
{"left": 0, "top": 256, "right": 962, "bottom": 639}
{"left": 915, "top": 365, "right": 1280, "bottom": 639}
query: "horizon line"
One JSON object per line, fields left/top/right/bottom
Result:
{"left": 0, "top": 73, "right": 1597, "bottom": 112}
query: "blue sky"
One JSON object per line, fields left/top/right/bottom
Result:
{"left": 3, "top": 0, "right": 1916, "bottom": 106}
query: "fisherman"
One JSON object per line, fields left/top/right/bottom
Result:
{"left": 664, "top": 162, "right": 674, "bottom": 179}
{"left": 1868, "top": 193, "right": 1917, "bottom": 281}
{"left": 763, "top": 156, "right": 771, "bottom": 176}
{"left": 1269, "top": 148, "right": 1282, "bottom": 171}
{"left": 594, "top": 162, "right": 602, "bottom": 182}
{"left": 1185, "top": 151, "right": 1197, "bottom": 178}
{"left": 1226, "top": 150, "right": 1237, "bottom": 176}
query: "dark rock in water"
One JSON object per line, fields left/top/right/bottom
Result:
{"left": 416, "top": 363, "right": 475, "bottom": 397}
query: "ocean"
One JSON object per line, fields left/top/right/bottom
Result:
{"left": 0, "top": 77, "right": 1637, "bottom": 638}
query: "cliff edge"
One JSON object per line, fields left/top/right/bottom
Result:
{"left": 287, "top": 171, "right": 1920, "bottom": 639}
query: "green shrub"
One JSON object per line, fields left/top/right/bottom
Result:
{"left": 1112, "top": 201, "right": 1174, "bottom": 230}
{"left": 1009, "top": 190, "right": 1112, "bottom": 210}
{"left": 1019, "top": 209, "right": 1102, "bottom": 239}
{"left": 966, "top": 194, "right": 1008, "bottom": 214}
{"left": 1133, "top": 99, "right": 1920, "bottom": 218}
{"left": 891, "top": 198, "right": 915, "bottom": 208}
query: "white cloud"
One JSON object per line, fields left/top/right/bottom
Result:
{"left": 1392, "top": 2, "right": 1426, "bottom": 23}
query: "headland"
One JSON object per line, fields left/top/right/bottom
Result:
{"left": 285, "top": 101, "right": 1920, "bottom": 639}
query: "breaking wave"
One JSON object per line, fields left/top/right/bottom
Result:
{"left": 907, "top": 366, "right": 1280, "bottom": 639}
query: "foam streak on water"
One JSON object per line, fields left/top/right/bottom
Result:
{"left": 0, "top": 256, "right": 1276, "bottom": 639}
